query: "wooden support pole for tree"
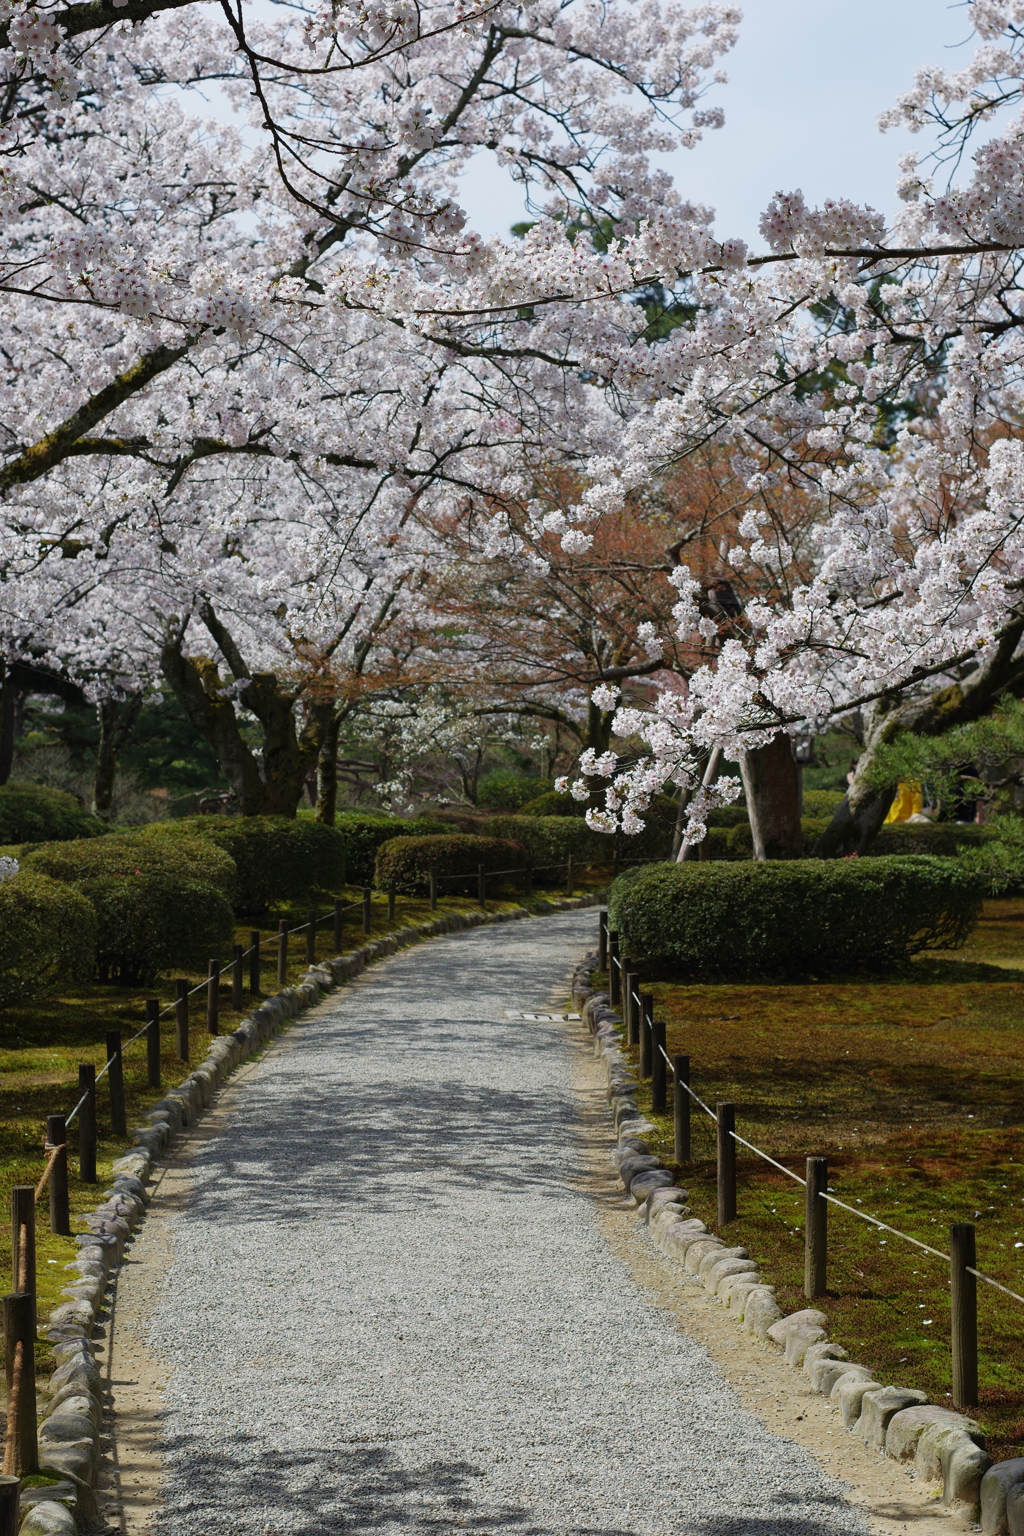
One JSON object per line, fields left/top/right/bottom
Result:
{"left": 174, "top": 980, "right": 189, "bottom": 1062}
{"left": 206, "top": 959, "right": 220, "bottom": 1036}
{"left": 608, "top": 930, "right": 620, "bottom": 1007}
{"left": 598, "top": 910, "right": 608, "bottom": 973}
{"left": 804, "top": 1156, "right": 828, "bottom": 1300}
{"left": 306, "top": 910, "right": 317, "bottom": 966}
{"left": 249, "top": 931, "right": 261, "bottom": 994}
{"left": 429, "top": 871, "right": 437, "bottom": 912}
{"left": 639, "top": 993, "right": 654, "bottom": 1079}
{"left": 951, "top": 1223, "right": 979, "bottom": 1409}
{"left": 673, "top": 1054, "right": 691, "bottom": 1163}
{"left": 10, "top": 1187, "right": 34, "bottom": 1312}
{"left": 0, "top": 1475, "right": 19, "bottom": 1536}
{"left": 277, "top": 920, "right": 288, "bottom": 985}
{"left": 45, "top": 1114, "right": 69, "bottom": 1236}
{"left": 232, "top": 944, "right": 244, "bottom": 1008}
{"left": 3, "top": 1292, "right": 37, "bottom": 1474}
{"left": 651, "top": 1020, "right": 667, "bottom": 1113}
{"left": 106, "top": 1030, "right": 126, "bottom": 1137}
{"left": 362, "top": 888, "right": 372, "bottom": 935}
{"left": 77, "top": 1064, "right": 96, "bottom": 1184}
{"left": 717, "top": 1102, "right": 736, "bottom": 1226}
{"left": 145, "top": 997, "right": 161, "bottom": 1089}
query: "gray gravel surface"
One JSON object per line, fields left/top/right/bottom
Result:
{"left": 146, "top": 910, "right": 869, "bottom": 1536}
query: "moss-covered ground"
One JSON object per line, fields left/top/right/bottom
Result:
{"left": 604, "top": 895, "right": 1024, "bottom": 1461}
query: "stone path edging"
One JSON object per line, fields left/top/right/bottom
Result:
{"left": 18, "top": 893, "right": 605, "bottom": 1536}
{"left": 570, "top": 953, "right": 1024, "bottom": 1535}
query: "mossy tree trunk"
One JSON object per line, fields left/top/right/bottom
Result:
{"left": 739, "top": 736, "right": 804, "bottom": 860}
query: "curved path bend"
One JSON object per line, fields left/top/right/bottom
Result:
{"left": 102, "top": 910, "right": 872, "bottom": 1536}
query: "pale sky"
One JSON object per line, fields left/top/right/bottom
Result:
{"left": 458, "top": 1, "right": 979, "bottom": 245}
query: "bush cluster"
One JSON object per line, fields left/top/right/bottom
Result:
{"left": 476, "top": 772, "right": 553, "bottom": 810}
{"left": 607, "top": 856, "right": 984, "bottom": 978}
{"left": 374, "top": 834, "right": 527, "bottom": 895}
{"left": 138, "top": 815, "right": 346, "bottom": 915}
{"left": 23, "top": 834, "right": 236, "bottom": 984}
{"left": 479, "top": 814, "right": 607, "bottom": 869}
{"left": 0, "top": 871, "right": 97, "bottom": 1005}
{"left": 334, "top": 812, "right": 448, "bottom": 886}
{"left": 0, "top": 781, "right": 104, "bottom": 844}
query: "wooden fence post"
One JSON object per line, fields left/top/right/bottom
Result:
{"left": 3, "top": 1291, "right": 37, "bottom": 1474}
{"left": 10, "top": 1187, "right": 34, "bottom": 1314}
{"left": 333, "top": 899, "right": 343, "bottom": 953}
{"left": 306, "top": 910, "right": 317, "bottom": 966}
{"left": 651, "top": 1020, "right": 667, "bottom": 1113}
{"left": 609, "top": 930, "right": 620, "bottom": 1006}
{"left": 78, "top": 1065, "right": 96, "bottom": 1183}
{"left": 524, "top": 865, "right": 533, "bottom": 899}
{"left": 478, "top": 864, "right": 486, "bottom": 909}
{"left": 623, "top": 965, "right": 639, "bottom": 1045}
{"left": 429, "top": 871, "right": 437, "bottom": 912}
{"left": 45, "top": 1114, "right": 69, "bottom": 1236}
{"left": 174, "top": 979, "right": 189, "bottom": 1062}
{"left": 566, "top": 854, "right": 575, "bottom": 897}
{"left": 717, "top": 1102, "right": 736, "bottom": 1226}
{"left": 277, "top": 920, "right": 288, "bottom": 985}
{"left": 640, "top": 993, "right": 654, "bottom": 1079}
{"left": 673, "top": 1053, "right": 690, "bottom": 1163}
{"left": 388, "top": 885, "right": 396, "bottom": 924}
{"left": 362, "top": 888, "right": 372, "bottom": 935}
{"left": 249, "top": 931, "right": 261, "bottom": 994}
{"left": 0, "top": 1475, "right": 19, "bottom": 1536}
{"left": 106, "top": 1030, "right": 126, "bottom": 1137}
{"left": 598, "top": 910, "right": 608, "bottom": 972}
{"left": 207, "top": 960, "right": 220, "bottom": 1036}
{"left": 146, "top": 998, "right": 161, "bottom": 1089}
{"left": 232, "top": 944, "right": 244, "bottom": 1008}
{"left": 951, "top": 1223, "right": 979, "bottom": 1408}
{"left": 804, "top": 1156, "right": 828, "bottom": 1299}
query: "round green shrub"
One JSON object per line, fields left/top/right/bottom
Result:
{"left": 335, "top": 813, "right": 448, "bottom": 887}
{"left": 706, "top": 805, "right": 749, "bottom": 828}
{"left": 869, "top": 822, "right": 990, "bottom": 857}
{"left": 22, "top": 834, "right": 236, "bottom": 984}
{"left": 476, "top": 772, "right": 553, "bottom": 811}
{"left": 0, "top": 871, "right": 97, "bottom": 1005}
{"left": 375, "top": 834, "right": 527, "bottom": 895}
{"left": 138, "top": 815, "right": 347, "bottom": 914}
{"left": 607, "top": 856, "right": 984, "bottom": 978}
{"left": 802, "top": 788, "right": 845, "bottom": 816}
{"left": 479, "top": 815, "right": 608, "bottom": 868}
{"left": 0, "top": 782, "right": 104, "bottom": 843}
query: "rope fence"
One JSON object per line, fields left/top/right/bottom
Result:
{"left": 599, "top": 908, "right": 1023, "bottom": 1412}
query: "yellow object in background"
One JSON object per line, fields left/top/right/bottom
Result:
{"left": 884, "top": 781, "right": 923, "bottom": 824}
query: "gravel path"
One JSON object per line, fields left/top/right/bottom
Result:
{"left": 144, "top": 910, "right": 870, "bottom": 1536}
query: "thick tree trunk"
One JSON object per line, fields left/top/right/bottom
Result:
{"left": 0, "top": 668, "right": 17, "bottom": 785}
{"left": 817, "top": 617, "right": 1024, "bottom": 858}
{"left": 739, "top": 736, "right": 803, "bottom": 860}
{"left": 315, "top": 712, "right": 341, "bottom": 825}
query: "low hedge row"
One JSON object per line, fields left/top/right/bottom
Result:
{"left": 0, "top": 781, "right": 105, "bottom": 843}
{"left": 334, "top": 812, "right": 448, "bottom": 886}
{"left": 137, "top": 816, "right": 347, "bottom": 915}
{"left": 608, "top": 857, "right": 984, "bottom": 978}
{"left": 374, "top": 834, "right": 527, "bottom": 895}
{"left": 0, "top": 871, "right": 97, "bottom": 1005}
{"left": 479, "top": 815, "right": 611, "bottom": 868}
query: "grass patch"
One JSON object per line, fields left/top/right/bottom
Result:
{"left": 604, "top": 895, "right": 1024, "bottom": 1461}
{"left": 1, "top": 876, "right": 600, "bottom": 1390}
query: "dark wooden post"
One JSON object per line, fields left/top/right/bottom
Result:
{"left": 174, "top": 979, "right": 189, "bottom": 1061}
{"left": 951, "top": 1223, "right": 979, "bottom": 1408}
{"left": 478, "top": 864, "right": 486, "bottom": 909}
{"left": 232, "top": 944, "right": 244, "bottom": 1008}
{"left": 524, "top": 865, "right": 533, "bottom": 899}
{"left": 651, "top": 1019, "right": 667, "bottom": 1113}
{"left": 206, "top": 960, "right": 220, "bottom": 1035}
{"left": 609, "top": 930, "right": 620, "bottom": 1006}
{"left": 306, "top": 910, "right": 317, "bottom": 966}
{"left": 717, "top": 1102, "right": 736, "bottom": 1226}
{"left": 566, "top": 854, "right": 575, "bottom": 897}
{"left": 10, "top": 1187, "right": 34, "bottom": 1313}
{"left": 249, "top": 931, "right": 261, "bottom": 994}
{"left": 640, "top": 993, "right": 654, "bottom": 1079}
{"left": 362, "top": 888, "right": 372, "bottom": 935}
{"left": 45, "top": 1114, "right": 69, "bottom": 1236}
{"left": 277, "top": 920, "right": 288, "bottom": 985}
{"left": 333, "top": 899, "right": 343, "bottom": 953}
{"left": 623, "top": 965, "right": 639, "bottom": 1045}
{"left": 3, "top": 1291, "right": 37, "bottom": 1474}
{"left": 77, "top": 1064, "right": 96, "bottom": 1183}
{"left": 0, "top": 1475, "right": 19, "bottom": 1536}
{"left": 804, "top": 1156, "right": 828, "bottom": 1299}
{"left": 145, "top": 997, "right": 161, "bottom": 1089}
{"left": 388, "top": 885, "right": 396, "bottom": 924}
{"left": 106, "top": 1029, "right": 126, "bottom": 1137}
{"left": 429, "top": 871, "right": 437, "bottom": 911}
{"left": 598, "top": 910, "right": 608, "bottom": 972}
{"left": 673, "top": 1054, "right": 691, "bottom": 1162}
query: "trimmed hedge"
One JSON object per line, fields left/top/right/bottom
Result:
{"left": 802, "top": 788, "right": 845, "bottom": 816}
{"left": 479, "top": 815, "right": 608, "bottom": 869}
{"left": 335, "top": 812, "right": 448, "bottom": 887}
{"left": 476, "top": 772, "right": 552, "bottom": 810}
{"left": 0, "top": 782, "right": 104, "bottom": 843}
{"left": 706, "top": 806, "right": 749, "bottom": 828}
{"left": 374, "top": 834, "right": 527, "bottom": 895}
{"left": 869, "top": 822, "right": 990, "bottom": 857}
{"left": 137, "top": 815, "right": 346, "bottom": 914}
{"left": 607, "top": 856, "right": 984, "bottom": 978}
{"left": 0, "top": 871, "right": 97, "bottom": 1005}
{"left": 23, "top": 835, "right": 235, "bottom": 984}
